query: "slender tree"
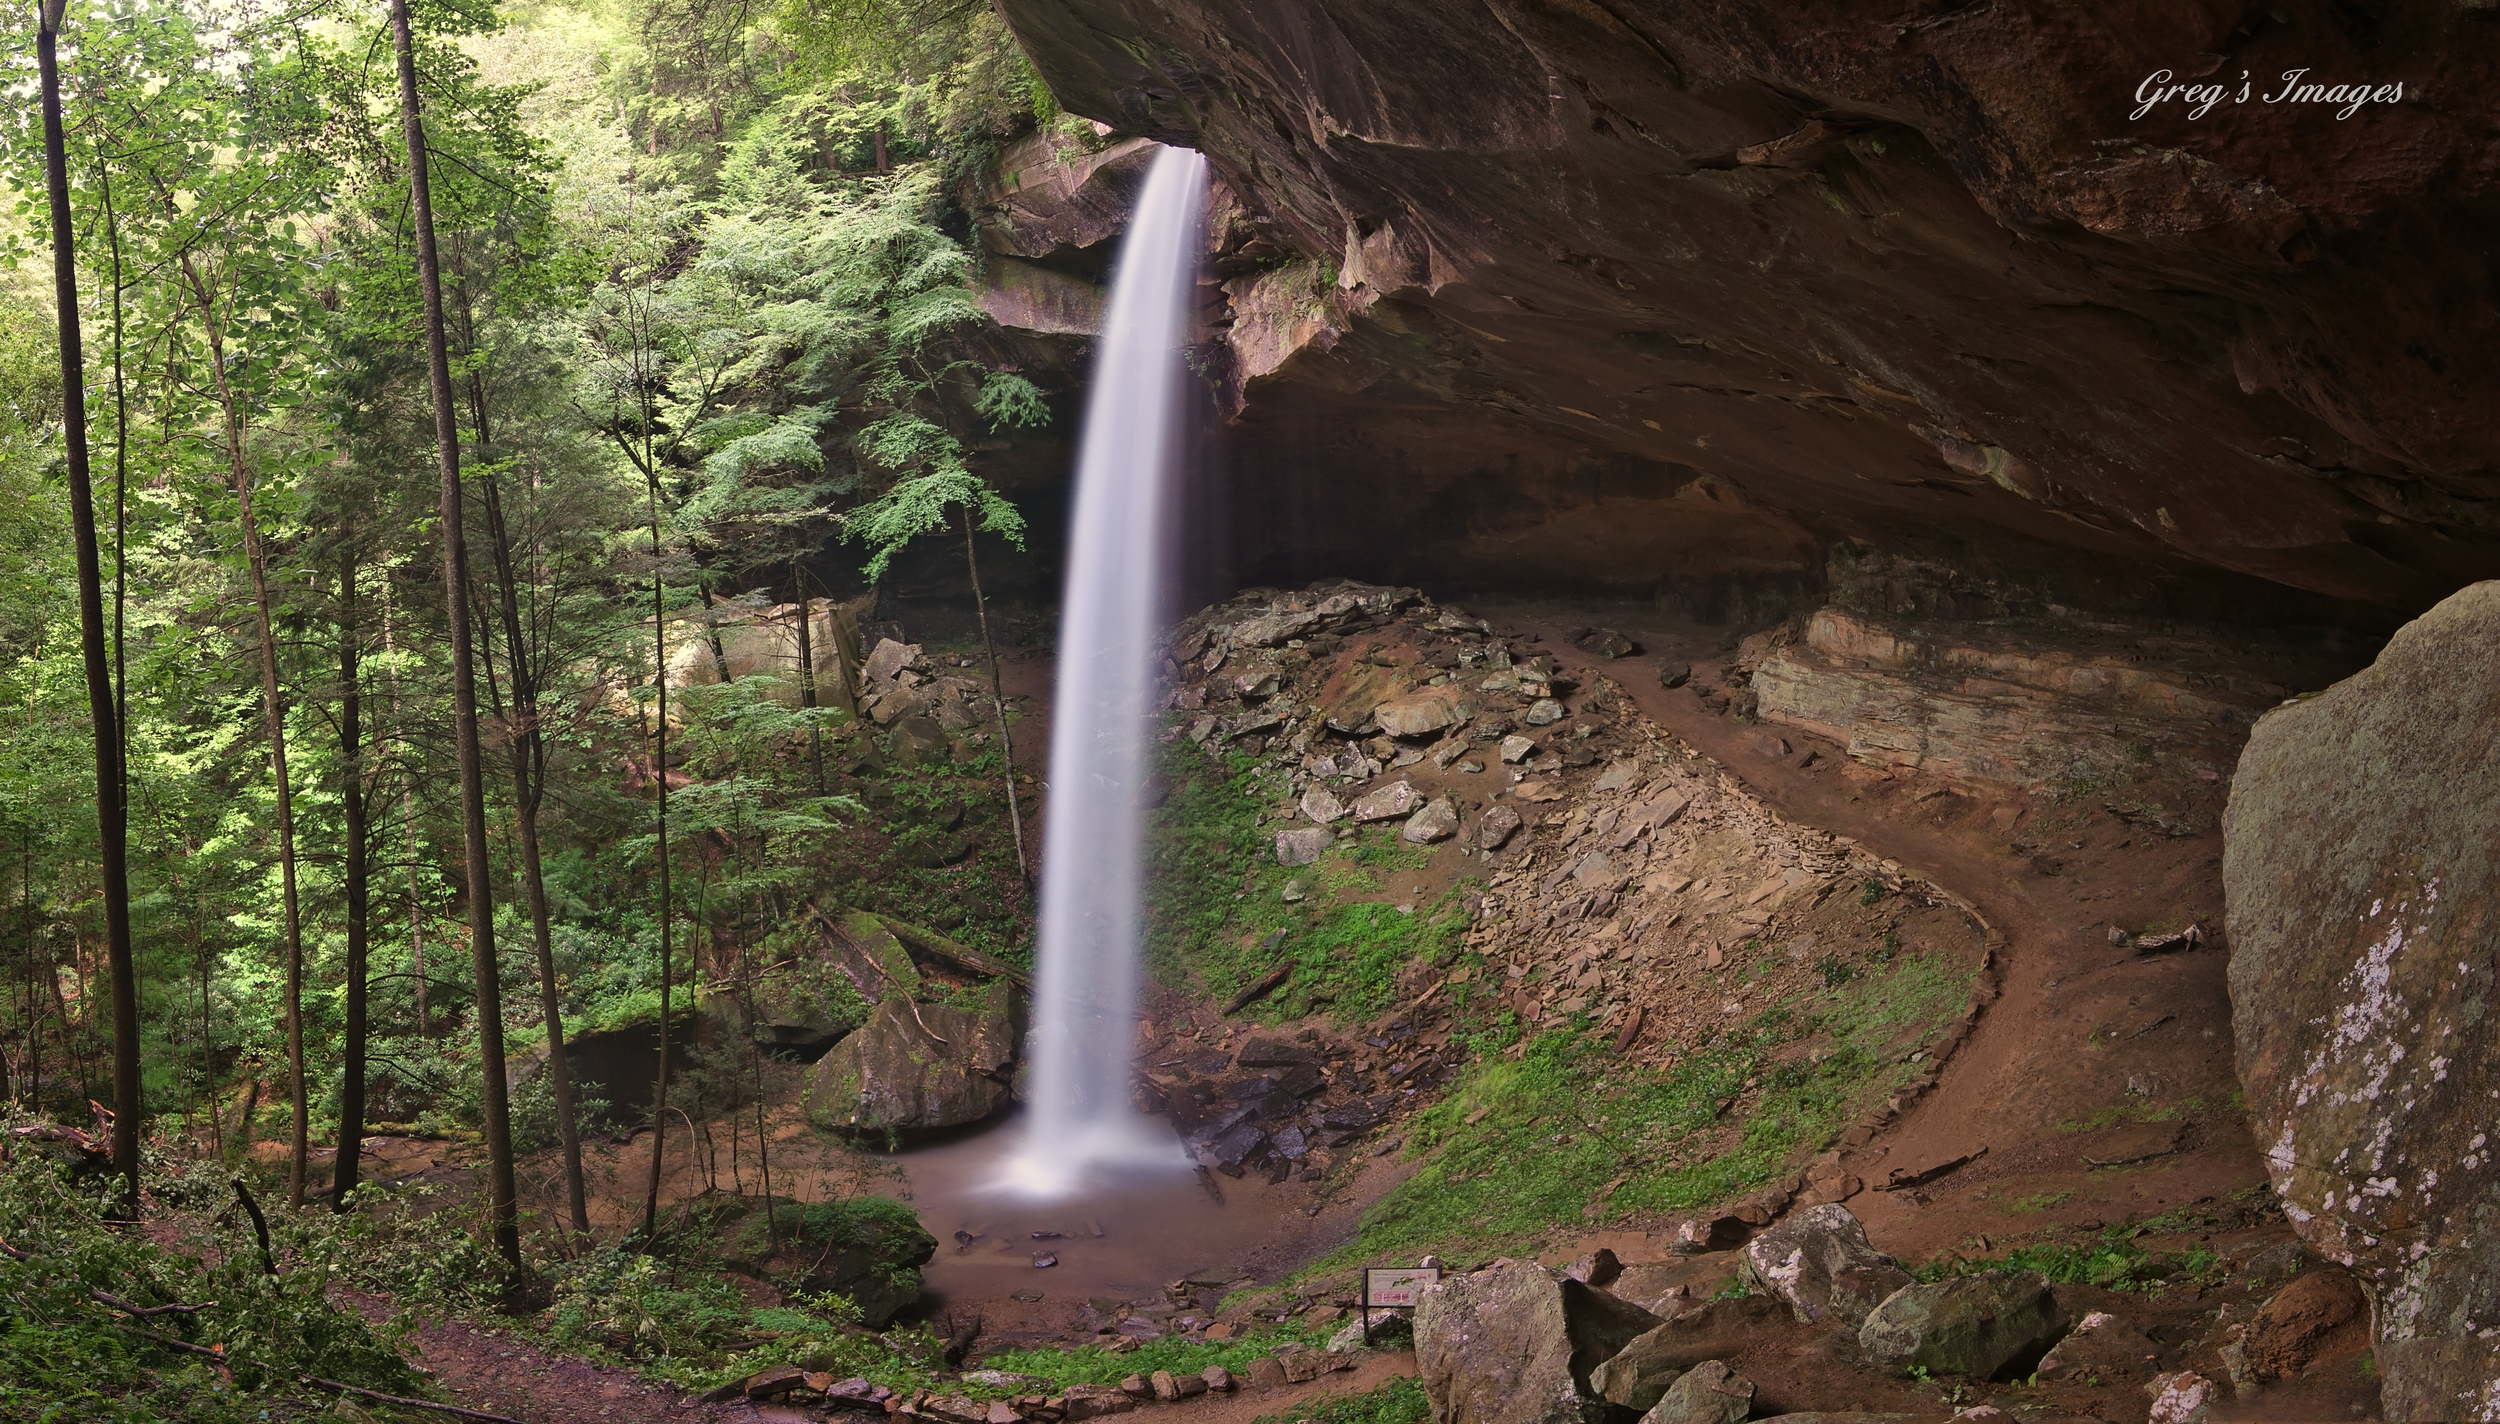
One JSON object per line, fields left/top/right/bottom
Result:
{"left": 35, "top": 0, "right": 141, "bottom": 1212}
{"left": 475, "top": 466, "right": 591, "bottom": 1233}
{"left": 333, "top": 550, "right": 371, "bottom": 1208}
{"left": 387, "top": 0, "right": 522, "bottom": 1271}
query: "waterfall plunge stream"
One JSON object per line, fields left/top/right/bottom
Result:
{"left": 1007, "top": 147, "right": 1209, "bottom": 1198}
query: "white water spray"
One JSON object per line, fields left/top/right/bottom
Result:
{"left": 1007, "top": 147, "right": 1208, "bottom": 1197}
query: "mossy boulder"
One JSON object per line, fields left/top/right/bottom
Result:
{"left": 1856, "top": 1269, "right": 2065, "bottom": 1380}
{"left": 736, "top": 1195, "right": 937, "bottom": 1327}
{"left": 804, "top": 993, "right": 1017, "bottom": 1133}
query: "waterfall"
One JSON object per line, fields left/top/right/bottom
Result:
{"left": 1007, "top": 146, "right": 1208, "bottom": 1197}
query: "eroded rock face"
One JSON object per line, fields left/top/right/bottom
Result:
{"left": 804, "top": 994, "right": 1018, "bottom": 1133}
{"left": 997, "top": 0, "right": 2500, "bottom": 614}
{"left": 2224, "top": 580, "right": 2500, "bottom": 1422}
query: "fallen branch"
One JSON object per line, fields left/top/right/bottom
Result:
{"left": 230, "top": 1177, "right": 278, "bottom": 1277}
{"left": 876, "top": 915, "right": 1032, "bottom": 987}
{"left": 112, "top": 1326, "right": 520, "bottom": 1424}
{"left": 1223, "top": 965, "right": 1291, "bottom": 1016}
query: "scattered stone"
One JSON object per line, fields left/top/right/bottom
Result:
{"left": 1300, "top": 785, "right": 1348, "bottom": 824}
{"left": 1857, "top": 1270, "right": 2065, "bottom": 1381}
{"left": 2223, "top": 580, "right": 2500, "bottom": 1419}
{"left": 1479, "top": 805, "right": 1523, "bottom": 849}
{"left": 1351, "top": 780, "right": 1423, "bottom": 822}
{"left": 1275, "top": 827, "right": 1332, "bottom": 866}
{"left": 1571, "top": 852, "right": 1618, "bottom": 886}
{"left": 1375, "top": 687, "right": 1477, "bottom": 738}
{"left": 1580, "top": 629, "right": 1636, "bottom": 659}
{"left": 1589, "top": 1297, "right": 1787, "bottom": 1412}
{"left": 1676, "top": 1216, "right": 1750, "bottom": 1253}
{"left": 1659, "top": 663, "right": 1691, "bottom": 689}
{"left": 1405, "top": 796, "right": 1461, "bottom": 843}
{"left": 1242, "top": 1356, "right": 1288, "bottom": 1389}
{"left": 1233, "top": 608, "right": 1319, "bottom": 648}
{"left": 1200, "top": 1366, "right": 1234, "bottom": 1391}
{"left": 1563, "top": 1248, "right": 1622, "bottom": 1287}
{"left": 739, "top": 1365, "right": 808, "bottom": 1399}
{"left": 1739, "top": 1204, "right": 1914, "bottom": 1329}
{"left": 1500, "top": 734, "right": 1537, "bottom": 763}
{"left": 1525, "top": 698, "right": 1566, "bottom": 726}
{"left": 888, "top": 714, "right": 953, "bottom": 768}
{"left": 1592, "top": 761, "right": 1642, "bottom": 793}
{"left": 2036, "top": 1309, "right": 2158, "bottom": 1383}
{"left": 862, "top": 638, "right": 918, "bottom": 685}
{"left": 1033, "top": 1252, "right": 1058, "bottom": 1268}
{"left": 1118, "top": 1374, "right": 1151, "bottom": 1397}
{"left": 2144, "top": 1369, "right": 2216, "bottom": 1424}
{"left": 1281, "top": 876, "right": 1309, "bottom": 902}
{"left": 2246, "top": 1268, "right": 2365, "bottom": 1379}
{"left": 1643, "top": 1359, "right": 1753, "bottom": 1424}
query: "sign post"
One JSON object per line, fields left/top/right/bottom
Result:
{"left": 1360, "top": 1265, "right": 1443, "bottom": 1347}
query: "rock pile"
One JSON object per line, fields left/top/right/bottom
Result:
{"left": 1148, "top": 579, "right": 1999, "bottom": 1213}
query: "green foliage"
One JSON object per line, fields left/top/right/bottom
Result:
{"left": 1302, "top": 950, "right": 1972, "bottom": 1274}
{"left": 984, "top": 1321, "right": 1328, "bottom": 1393}
{"left": 1252, "top": 1375, "right": 1431, "bottom": 1424}
{"left": 0, "top": 1143, "right": 490, "bottom": 1421}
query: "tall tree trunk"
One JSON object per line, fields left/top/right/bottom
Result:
{"left": 791, "top": 569, "right": 823, "bottom": 794}
{"left": 381, "top": 573, "right": 429, "bottom": 1036}
{"left": 388, "top": 0, "right": 522, "bottom": 1272}
{"left": 37, "top": 0, "right": 141, "bottom": 1213}
{"left": 175, "top": 248, "right": 309, "bottom": 1209}
{"left": 476, "top": 466, "right": 590, "bottom": 1234}
{"left": 960, "top": 507, "right": 1029, "bottom": 881}
{"left": 334, "top": 552, "right": 371, "bottom": 1209}
{"left": 639, "top": 476, "right": 675, "bottom": 1245}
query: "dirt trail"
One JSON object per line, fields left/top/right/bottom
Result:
{"left": 1478, "top": 600, "right": 2262, "bottom": 1258}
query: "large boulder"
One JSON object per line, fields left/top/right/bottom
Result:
{"left": 1589, "top": 1297, "right": 1788, "bottom": 1413}
{"left": 1641, "top": 1360, "right": 1754, "bottom": 1424}
{"left": 1740, "top": 1204, "right": 1914, "bottom": 1329}
{"left": 1414, "top": 1261, "right": 1583, "bottom": 1424}
{"left": 1856, "top": 1270, "right": 2065, "bottom": 1381}
{"left": 776, "top": 1195, "right": 936, "bottom": 1327}
{"left": 2223, "top": 580, "right": 2500, "bottom": 1421}
{"left": 804, "top": 993, "right": 1017, "bottom": 1133}
{"left": 1416, "top": 1261, "right": 1662, "bottom": 1424}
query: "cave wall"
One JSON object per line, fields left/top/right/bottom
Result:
{"left": 986, "top": 0, "right": 2499, "bottom": 624}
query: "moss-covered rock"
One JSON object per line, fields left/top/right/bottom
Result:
{"left": 804, "top": 994, "right": 1017, "bottom": 1133}
{"left": 738, "top": 1196, "right": 937, "bottom": 1327}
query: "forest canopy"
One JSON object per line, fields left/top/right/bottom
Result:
{"left": 0, "top": 0, "right": 1069, "bottom": 1253}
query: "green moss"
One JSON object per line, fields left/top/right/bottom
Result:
{"left": 1253, "top": 1375, "right": 1430, "bottom": 1424}
{"left": 1293, "top": 951, "right": 1974, "bottom": 1277}
{"left": 981, "top": 1321, "right": 1325, "bottom": 1392}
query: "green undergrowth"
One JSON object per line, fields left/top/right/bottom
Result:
{"left": 1295, "top": 949, "right": 1973, "bottom": 1279}
{"left": 0, "top": 1143, "right": 488, "bottom": 1423}
{"left": 980, "top": 1318, "right": 1329, "bottom": 1392}
{"left": 1145, "top": 740, "right": 1474, "bottom": 1024}
{"left": 1253, "top": 1375, "right": 1431, "bottom": 1424}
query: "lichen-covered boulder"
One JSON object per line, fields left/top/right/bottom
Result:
{"left": 1415, "top": 1260, "right": 1584, "bottom": 1424}
{"left": 1416, "top": 1261, "right": 1661, "bottom": 1424}
{"left": 2223, "top": 580, "right": 2500, "bottom": 1422}
{"left": 805, "top": 994, "right": 1016, "bottom": 1132}
{"left": 1857, "top": 1270, "right": 2065, "bottom": 1380}
{"left": 1740, "top": 1203, "right": 1914, "bottom": 1328}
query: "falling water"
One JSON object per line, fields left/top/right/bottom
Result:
{"left": 1007, "top": 147, "right": 1209, "bottom": 1197}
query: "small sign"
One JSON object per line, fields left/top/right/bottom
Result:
{"left": 1363, "top": 1266, "right": 1442, "bottom": 1310}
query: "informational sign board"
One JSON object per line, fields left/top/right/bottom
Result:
{"left": 1360, "top": 1264, "right": 1443, "bottom": 1344}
